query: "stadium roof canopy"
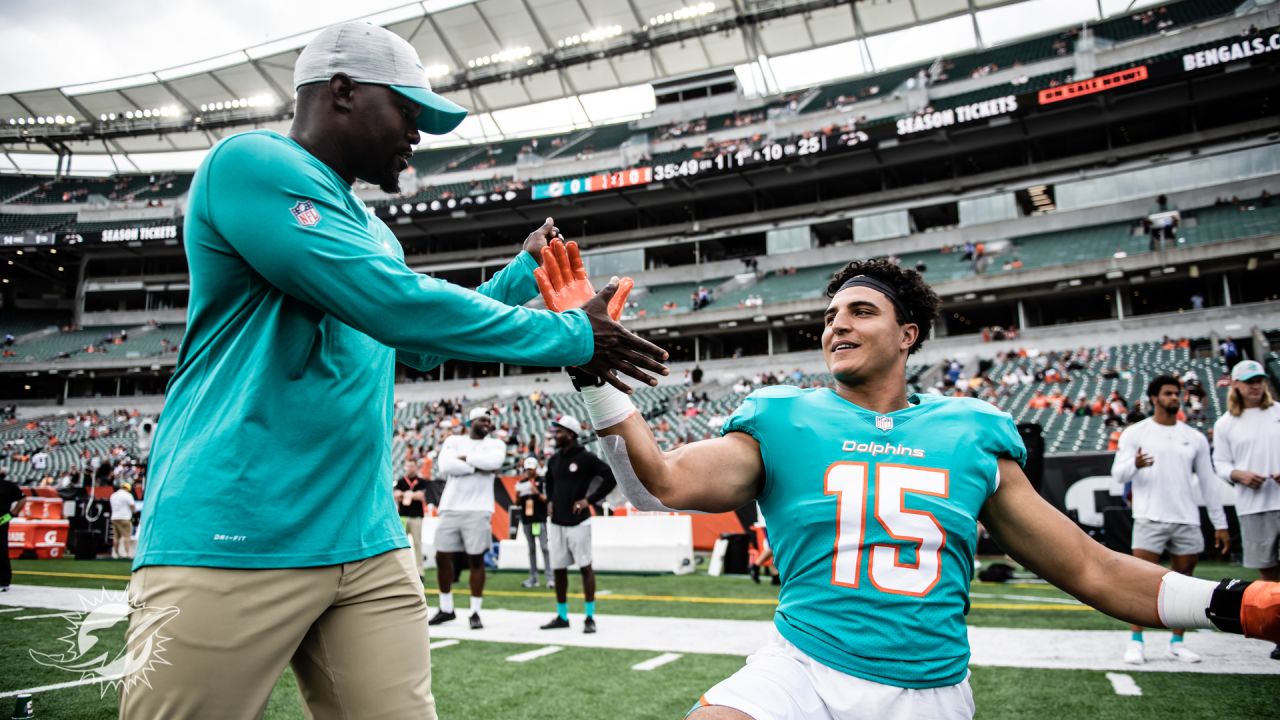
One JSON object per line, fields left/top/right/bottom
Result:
{"left": 0, "top": 0, "right": 1169, "bottom": 175}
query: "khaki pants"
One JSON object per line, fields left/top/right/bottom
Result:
{"left": 119, "top": 548, "right": 434, "bottom": 719}
{"left": 404, "top": 516, "right": 423, "bottom": 570}
{"left": 111, "top": 519, "right": 133, "bottom": 557}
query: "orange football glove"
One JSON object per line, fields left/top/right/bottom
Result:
{"left": 534, "top": 238, "right": 632, "bottom": 320}
{"left": 1241, "top": 580, "right": 1280, "bottom": 642}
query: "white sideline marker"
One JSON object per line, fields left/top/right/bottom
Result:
{"left": 632, "top": 652, "right": 682, "bottom": 671}
{"left": 506, "top": 645, "right": 563, "bottom": 663}
{"left": 430, "top": 639, "right": 459, "bottom": 650}
{"left": 0, "top": 675, "right": 122, "bottom": 699}
{"left": 1105, "top": 672, "right": 1143, "bottom": 696}
{"left": 14, "top": 612, "right": 77, "bottom": 621}
{"left": 0, "top": 607, "right": 25, "bottom": 613}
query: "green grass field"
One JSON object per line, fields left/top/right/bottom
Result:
{"left": 3, "top": 558, "right": 1277, "bottom": 719}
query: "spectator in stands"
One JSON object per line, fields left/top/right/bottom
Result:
{"left": 394, "top": 460, "right": 428, "bottom": 573}
{"left": 1220, "top": 338, "right": 1241, "bottom": 370}
{"left": 515, "top": 456, "right": 551, "bottom": 589}
{"left": 110, "top": 482, "right": 138, "bottom": 559}
{"left": 120, "top": 20, "right": 670, "bottom": 718}
{"left": 431, "top": 408, "right": 506, "bottom": 630}
{"left": 0, "top": 469, "right": 25, "bottom": 592}
{"left": 1212, "top": 360, "right": 1280, "bottom": 660}
{"left": 1112, "top": 374, "right": 1229, "bottom": 664}
{"left": 540, "top": 415, "right": 615, "bottom": 634}
{"left": 1028, "top": 390, "right": 1050, "bottom": 410}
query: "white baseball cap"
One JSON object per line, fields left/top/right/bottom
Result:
{"left": 468, "top": 407, "right": 492, "bottom": 422}
{"left": 522, "top": 457, "right": 539, "bottom": 471}
{"left": 551, "top": 415, "right": 582, "bottom": 436}
{"left": 294, "top": 22, "right": 467, "bottom": 135}
{"left": 1231, "top": 359, "right": 1266, "bottom": 382}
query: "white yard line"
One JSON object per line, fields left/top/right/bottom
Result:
{"left": 506, "top": 645, "right": 564, "bottom": 663}
{"left": 7, "top": 584, "right": 1280, "bottom": 676}
{"left": 429, "top": 639, "right": 459, "bottom": 650}
{"left": 969, "top": 592, "right": 1082, "bottom": 605}
{"left": 632, "top": 653, "right": 683, "bottom": 671}
{"left": 1105, "top": 672, "right": 1143, "bottom": 696}
{"left": 0, "top": 607, "right": 25, "bottom": 613}
{"left": 0, "top": 675, "right": 121, "bottom": 699}
{"left": 14, "top": 612, "right": 78, "bottom": 621}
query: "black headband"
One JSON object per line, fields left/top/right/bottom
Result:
{"left": 835, "top": 275, "right": 912, "bottom": 323}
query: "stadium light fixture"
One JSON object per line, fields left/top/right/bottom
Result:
{"left": 648, "top": 2, "right": 716, "bottom": 27}
{"left": 558, "top": 25, "right": 624, "bottom": 48}
{"left": 466, "top": 46, "right": 532, "bottom": 69}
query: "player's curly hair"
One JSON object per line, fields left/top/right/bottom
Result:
{"left": 824, "top": 258, "right": 940, "bottom": 355}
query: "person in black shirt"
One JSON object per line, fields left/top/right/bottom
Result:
{"left": 540, "top": 415, "right": 615, "bottom": 634}
{"left": 1, "top": 470, "right": 27, "bottom": 591}
{"left": 393, "top": 461, "right": 427, "bottom": 574}
{"left": 515, "top": 457, "right": 551, "bottom": 588}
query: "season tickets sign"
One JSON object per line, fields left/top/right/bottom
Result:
{"left": 896, "top": 95, "right": 1019, "bottom": 136}
{"left": 1037, "top": 66, "right": 1149, "bottom": 105}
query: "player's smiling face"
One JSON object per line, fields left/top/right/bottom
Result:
{"left": 822, "top": 286, "right": 915, "bottom": 385}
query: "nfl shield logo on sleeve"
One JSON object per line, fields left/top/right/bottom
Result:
{"left": 875, "top": 416, "right": 894, "bottom": 433}
{"left": 290, "top": 200, "right": 321, "bottom": 227}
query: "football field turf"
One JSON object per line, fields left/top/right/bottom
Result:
{"left": 2, "top": 558, "right": 1277, "bottom": 719}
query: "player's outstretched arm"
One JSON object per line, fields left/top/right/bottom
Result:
{"left": 597, "top": 415, "right": 762, "bottom": 513}
{"left": 981, "top": 458, "right": 1280, "bottom": 641}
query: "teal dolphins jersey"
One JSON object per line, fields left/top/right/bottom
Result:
{"left": 723, "top": 387, "right": 1027, "bottom": 689}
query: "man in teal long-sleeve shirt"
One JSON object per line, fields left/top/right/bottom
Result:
{"left": 120, "top": 22, "right": 665, "bottom": 720}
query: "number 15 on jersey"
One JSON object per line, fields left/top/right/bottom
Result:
{"left": 824, "top": 462, "right": 950, "bottom": 597}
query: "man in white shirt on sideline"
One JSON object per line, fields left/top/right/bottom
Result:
{"left": 110, "top": 482, "right": 138, "bottom": 559}
{"left": 1112, "top": 373, "right": 1230, "bottom": 664}
{"left": 1213, "top": 359, "right": 1280, "bottom": 660}
{"left": 429, "top": 407, "right": 507, "bottom": 630}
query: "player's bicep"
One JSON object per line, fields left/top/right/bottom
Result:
{"left": 663, "top": 431, "right": 763, "bottom": 512}
{"left": 980, "top": 458, "right": 1099, "bottom": 594}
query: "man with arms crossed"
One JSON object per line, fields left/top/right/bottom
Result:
{"left": 125, "top": 23, "right": 665, "bottom": 720}
{"left": 430, "top": 408, "right": 506, "bottom": 629}
{"left": 1112, "top": 374, "right": 1229, "bottom": 664}
{"left": 1213, "top": 359, "right": 1280, "bottom": 660}
{"left": 535, "top": 245, "right": 1280, "bottom": 720}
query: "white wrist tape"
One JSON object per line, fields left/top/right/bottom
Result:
{"left": 581, "top": 384, "right": 636, "bottom": 431}
{"left": 1157, "top": 571, "right": 1218, "bottom": 629}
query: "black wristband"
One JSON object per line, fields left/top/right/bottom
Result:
{"left": 1206, "top": 578, "right": 1252, "bottom": 634}
{"left": 566, "top": 366, "right": 604, "bottom": 391}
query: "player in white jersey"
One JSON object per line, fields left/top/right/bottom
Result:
{"left": 1213, "top": 359, "right": 1280, "bottom": 660}
{"left": 1112, "top": 374, "right": 1229, "bottom": 664}
{"left": 430, "top": 407, "right": 507, "bottom": 629}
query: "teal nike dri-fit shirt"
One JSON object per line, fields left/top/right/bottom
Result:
{"left": 134, "top": 130, "right": 593, "bottom": 570}
{"left": 723, "top": 388, "right": 1027, "bottom": 688}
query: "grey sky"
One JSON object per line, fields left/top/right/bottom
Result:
{"left": 0, "top": 0, "right": 410, "bottom": 94}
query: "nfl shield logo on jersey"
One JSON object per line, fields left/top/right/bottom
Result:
{"left": 875, "top": 415, "right": 893, "bottom": 433}
{"left": 290, "top": 200, "right": 321, "bottom": 227}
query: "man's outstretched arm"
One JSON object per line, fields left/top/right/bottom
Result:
{"left": 597, "top": 415, "right": 762, "bottom": 513}
{"left": 982, "top": 458, "right": 1278, "bottom": 640}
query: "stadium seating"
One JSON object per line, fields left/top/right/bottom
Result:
{"left": 0, "top": 325, "right": 175, "bottom": 363}
{"left": 941, "top": 35, "right": 1066, "bottom": 83}
{"left": 804, "top": 66, "right": 925, "bottom": 114}
{"left": 628, "top": 280, "right": 726, "bottom": 317}
{"left": 0, "top": 213, "right": 75, "bottom": 233}
{"left": 0, "top": 311, "right": 68, "bottom": 338}
{"left": 986, "top": 340, "right": 1227, "bottom": 452}
{"left": 1090, "top": 0, "right": 1240, "bottom": 43}
{"left": 0, "top": 176, "right": 39, "bottom": 202}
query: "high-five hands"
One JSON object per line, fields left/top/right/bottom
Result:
{"left": 534, "top": 238, "right": 633, "bottom": 320}
{"left": 535, "top": 238, "right": 667, "bottom": 394}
